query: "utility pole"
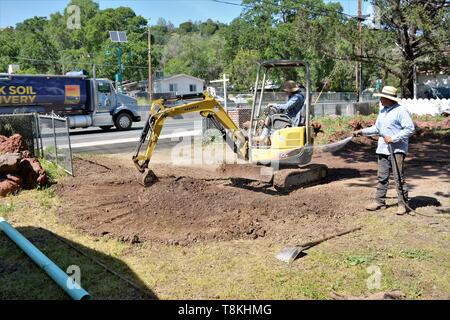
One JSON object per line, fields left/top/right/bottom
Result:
{"left": 117, "top": 46, "right": 123, "bottom": 93}
{"left": 356, "top": 0, "right": 363, "bottom": 102}
{"left": 147, "top": 23, "right": 152, "bottom": 102}
{"left": 210, "top": 73, "right": 230, "bottom": 112}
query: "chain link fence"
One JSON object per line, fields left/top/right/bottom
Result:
{"left": 0, "top": 113, "right": 73, "bottom": 175}
{"left": 0, "top": 113, "right": 40, "bottom": 155}
{"left": 37, "top": 114, "right": 73, "bottom": 175}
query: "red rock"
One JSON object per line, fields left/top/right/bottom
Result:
{"left": 0, "top": 177, "right": 21, "bottom": 197}
{"left": 0, "top": 134, "right": 29, "bottom": 154}
{"left": 18, "top": 157, "right": 48, "bottom": 189}
{"left": 0, "top": 153, "right": 21, "bottom": 174}
{"left": 6, "top": 174, "right": 22, "bottom": 185}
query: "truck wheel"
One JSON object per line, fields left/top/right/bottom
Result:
{"left": 100, "top": 126, "right": 113, "bottom": 131}
{"left": 114, "top": 113, "right": 132, "bottom": 130}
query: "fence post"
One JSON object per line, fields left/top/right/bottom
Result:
{"left": 37, "top": 115, "right": 44, "bottom": 158}
{"left": 32, "top": 113, "right": 39, "bottom": 157}
{"left": 52, "top": 115, "right": 58, "bottom": 165}
{"left": 65, "top": 118, "right": 74, "bottom": 176}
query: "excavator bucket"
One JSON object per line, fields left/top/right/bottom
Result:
{"left": 137, "top": 169, "right": 158, "bottom": 187}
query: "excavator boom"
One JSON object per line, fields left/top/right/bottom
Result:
{"left": 132, "top": 91, "right": 248, "bottom": 186}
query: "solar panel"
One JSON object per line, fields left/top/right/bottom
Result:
{"left": 109, "top": 31, "right": 127, "bottom": 43}
{"left": 118, "top": 31, "right": 127, "bottom": 42}
{"left": 109, "top": 31, "right": 119, "bottom": 42}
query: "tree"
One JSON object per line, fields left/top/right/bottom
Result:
{"left": 0, "top": 28, "right": 19, "bottom": 72}
{"left": 229, "top": 49, "right": 260, "bottom": 91}
{"left": 178, "top": 21, "right": 195, "bottom": 34}
{"left": 364, "top": 0, "right": 449, "bottom": 97}
{"left": 199, "top": 19, "right": 219, "bottom": 36}
{"left": 163, "top": 33, "right": 226, "bottom": 80}
{"left": 15, "top": 17, "right": 59, "bottom": 73}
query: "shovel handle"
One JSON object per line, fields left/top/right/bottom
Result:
{"left": 298, "top": 226, "right": 362, "bottom": 248}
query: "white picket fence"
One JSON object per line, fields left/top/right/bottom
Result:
{"left": 400, "top": 99, "right": 450, "bottom": 116}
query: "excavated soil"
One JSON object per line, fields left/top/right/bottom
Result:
{"left": 54, "top": 134, "right": 449, "bottom": 245}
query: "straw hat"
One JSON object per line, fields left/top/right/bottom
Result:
{"left": 373, "top": 86, "right": 400, "bottom": 102}
{"left": 282, "top": 80, "right": 300, "bottom": 93}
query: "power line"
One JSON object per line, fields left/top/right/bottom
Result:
{"left": 11, "top": 56, "right": 149, "bottom": 70}
{"left": 211, "top": 0, "right": 357, "bottom": 20}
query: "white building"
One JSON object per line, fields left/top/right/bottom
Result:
{"left": 153, "top": 74, "right": 204, "bottom": 96}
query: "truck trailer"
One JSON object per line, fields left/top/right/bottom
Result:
{"left": 0, "top": 73, "right": 141, "bottom": 130}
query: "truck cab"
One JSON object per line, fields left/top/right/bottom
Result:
{"left": 90, "top": 78, "right": 140, "bottom": 130}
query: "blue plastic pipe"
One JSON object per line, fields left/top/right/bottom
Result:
{"left": 0, "top": 217, "right": 92, "bottom": 300}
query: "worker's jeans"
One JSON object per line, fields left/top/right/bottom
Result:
{"left": 259, "top": 114, "right": 292, "bottom": 139}
{"left": 375, "top": 153, "right": 408, "bottom": 205}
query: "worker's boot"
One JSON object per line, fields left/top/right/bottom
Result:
{"left": 365, "top": 201, "right": 386, "bottom": 211}
{"left": 396, "top": 204, "right": 408, "bottom": 215}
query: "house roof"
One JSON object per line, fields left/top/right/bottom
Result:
{"left": 157, "top": 73, "right": 205, "bottom": 83}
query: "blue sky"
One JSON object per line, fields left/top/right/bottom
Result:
{"left": 0, "top": 0, "right": 373, "bottom": 28}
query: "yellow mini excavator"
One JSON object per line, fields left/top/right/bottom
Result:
{"left": 132, "top": 60, "right": 328, "bottom": 188}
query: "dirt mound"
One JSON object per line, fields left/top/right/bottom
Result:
{"left": 54, "top": 155, "right": 366, "bottom": 245}
{"left": 348, "top": 118, "right": 375, "bottom": 131}
{"left": 415, "top": 116, "right": 450, "bottom": 131}
{"left": 54, "top": 133, "right": 448, "bottom": 246}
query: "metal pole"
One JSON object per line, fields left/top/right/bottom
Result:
{"left": 305, "top": 63, "right": 311, "bottom": 145}
{"left": 256, "top": 69, "right": 267, "bottom": 122}
{"left": 33, "top": 113, "right": 41, "bottom": 158}
{"left": 92, "top": 64, "right": 98, "bottom": 115}
{"left": 223, "top": 73, "right": 228, "bottom": 112}
{"left": 147, "top": 23, "right": 153, "bottom": 103}
{"left": 52, "top": 114, "right": 58, "bottom": 165}
{"left": 37, "top": 114, "right": 43, "bottom": 158}
{"left": 117, "top": 46, "right": 123, "bottom": 94}
{"left": 66, "top": 119, "right": 74, "bottom": 176}
{"left": 249, "top": 64, "right": 261, "bottom": 148}
{"left": 356, "top": 0, "right": 363, "bottom": 102}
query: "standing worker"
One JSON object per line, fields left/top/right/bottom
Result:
{"left": 353, "top": 86, "right": 415, "bottom": 215}
{"left": 256, "top": 80, "right": 305, "bottom": 144}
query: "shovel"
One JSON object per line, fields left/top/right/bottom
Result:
{"left": 275, "top": 226, "right": 362, "bottom": 263}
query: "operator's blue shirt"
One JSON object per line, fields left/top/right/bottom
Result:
{"left": 362, "top": 103, "right": 415, "bottom": 155}
{"left": 273, "top": 91, "right": 305, "bottom": 126}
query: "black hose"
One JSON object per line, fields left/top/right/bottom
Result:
{"left": 387, "top": 144, "right": 448, "bottom": 218}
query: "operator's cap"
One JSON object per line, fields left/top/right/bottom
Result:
{"left": 373, "top": 86, "right": 400, "bottom": 102}
{"left": 282, "top": 80, "right": 300, "bottom": 93}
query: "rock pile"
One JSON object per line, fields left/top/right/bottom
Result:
{"left": 0, "top": 134, "right": 47, "bottom": 197}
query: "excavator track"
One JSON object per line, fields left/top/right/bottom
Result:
{"left": 273, "top": 164, "right": 328, "bottom": 189}
{"left": 217, "top": 163, "right": 328, "bottom": 189}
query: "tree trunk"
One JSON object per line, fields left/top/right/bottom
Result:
{"left": 400, "top": 64, "right": 414, "bottom": 98}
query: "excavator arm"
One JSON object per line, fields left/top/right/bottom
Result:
{"left": 132, "top": 91, "right": 248, "bottom": 186}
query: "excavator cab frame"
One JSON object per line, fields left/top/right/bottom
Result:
{"left": 248, "top": 60, "right": 312, "bottom": 164}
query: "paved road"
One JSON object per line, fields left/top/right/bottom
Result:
{"left": 53, "top": 113, "right": 202, "bottom": 154}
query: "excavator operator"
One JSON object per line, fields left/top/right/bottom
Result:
{"left": 256, "top": 80, "right": 305, "bottom": 144}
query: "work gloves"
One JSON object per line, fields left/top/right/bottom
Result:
{"left": 265, "top": 104, "right": 280, "bottom": 115}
